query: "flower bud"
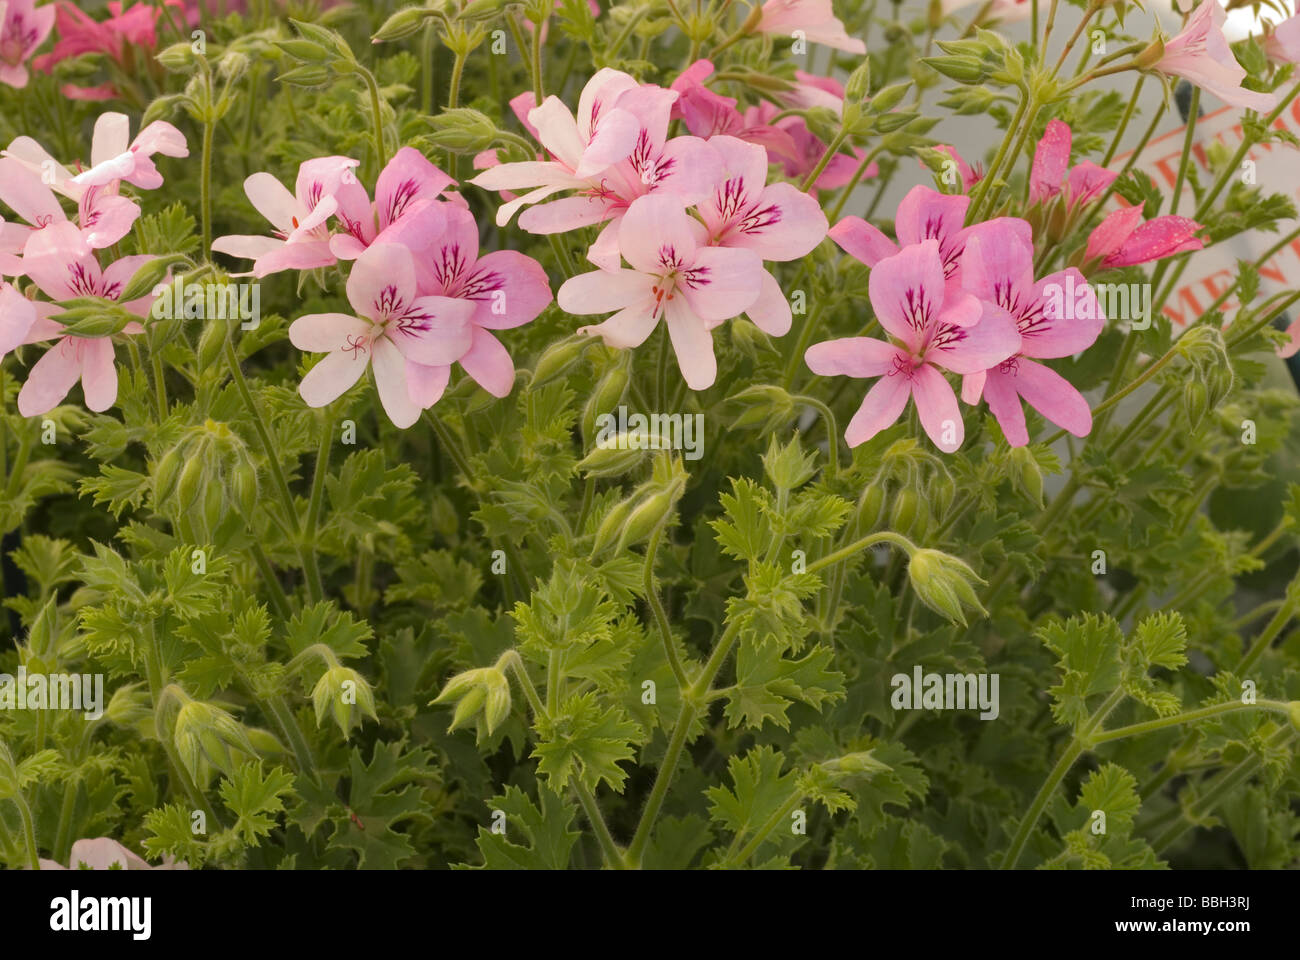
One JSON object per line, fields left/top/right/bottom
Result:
{"left": 907, "top": 548, "right": 988, "bottom": 625}
{"left": 424, "top": 108, "right": 499, "bottom": 154}
{"left": 615, "top": 489, "right": 675, "bottom": 553}
{"left": 591, "top": 497, "right": 634, "bottom": 555}
{"left": 1184, "top": 379, "right": 1208, "bottom": 430}
{"left": 372, "top": 5, "right": 437, "bottom": 43}
{"left": 844, "top": 61, "right": 871, "bottom": 104}
{"left": 197, "top": 317, "right": 229, "bottom": 372}
{"left": 890, "top": 489, "right": 918, "bottom": 535}
{"left": 276, "top": 63, "right": 331, "bottom": 87}
{"left": 176, "top": 453, "right": 205, "bottom": 510}
{"left": 921, "top": 55, "right": 989, "bottom": 84}
{"left": 857, "top": 483, "right": 886, "bottom": 532}
{"left": 482, "top": 669, "right": 511, "bottom": 734}
{"left": 154, "top": 446, "right": 184, "bottom": 502}
{"left": 230, "top": 458, "right": 258, "bottom": 518}
{"left": 1009, "top": 447, "right": 1044, "bottom": 508}
{"left": 156, "top": 42, "right": 196, "bottom": 72}
{"left": 531, "top": 337, "right": 586, "bottom": 387}
{"left": 312, "top": 666, "right": 378, "bottom": 736}
{"left": 576, "top": 442, "right": 645, "bottom": 478}
{"left": 173, "top": 700, "right": 255, "bottom": 780}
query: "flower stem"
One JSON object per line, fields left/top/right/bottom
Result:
{"left": 224, "top": 338, "right": 301, "bottom": 539}
{"left": 1091, "top": 700, "right": 1291, "bottom": 746}
{"left": 644, "top": 527, "right": 688, "bottom": 691}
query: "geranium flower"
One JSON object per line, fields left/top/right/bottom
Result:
{"left": 670, "top": 60, "right": 800, "bottom": 163}
{"left": 755, "top": 0, "right": 866, "bottom": 54}
{"left": 829, "top": 184, "right": 1030, "bottom": 315}
{"left": 38, "top": 837, "right": 187, "bottom": 870}
{"left": 328, "top": 146, "right": 455, "bottom": 261}
{"left": 470, "top": 69, "right": 721, "bottom": 270}
{"left": 1084, "top": 205, "right": 1204, "bottom": 269}
{"left": 940, "top": 0, "right": 1031, "bottom": 22}
{"left": 557, "top": 193, "right": 763, "bottom": 390}
{"left": 33, "top": 0, "right": 159, "bottom": 69}
{"left": 402, "top": 203, "right": 553, "bottom": 404}
{"left": 4, "top": 112, "right": 186, "bottom": 248}
{"left": 0, "top": 279, "right": 37, "bottom": 355}
{"left": 1152, "top": 0, "right": 1278, "bottom": 111}
{"left": 1028, "top": 119, "right": 1116, "bottom": 210}
{"left": 696, "top": 135, "right": 828, "bottom": 336}
{"left": 287, "top": 242, "right": 476, "bottom": 428}
{"left": 15, "top": 221, "right": 154, "bottom": 416}
{"left": 805, "top": 239, "right": 1020, "bottom": 452}
{"left": 0, "top": 0, "right": 55, "bottom": 88}
{"left": 1265, "top": 14, "right": 1300, "bottom": 63}
{"left": 212, "top": 157, "right": 362, "bottom": 278}
{"left": 958, "top": 225, "right": 1104, "bottom": 446}
{"left": 932, "top": 145, "right": 982, "bottom": 192}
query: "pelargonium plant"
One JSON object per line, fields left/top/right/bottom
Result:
{"left": 0, "top": 0, "right": 1298, "bottom": 874}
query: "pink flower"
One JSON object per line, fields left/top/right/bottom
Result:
{"left": 38, "top": 837, "right": 187, "bottom": 870}
{"left": 1265, "top": 14, "right": 1300, "bottom": 64}
{"left": 61, "top": 82, "right": 118, "bottom": 100}
{"left": 756, "top": 0, "right": 866, "bottom": 54}
{"left": 328, "top": 146, "right": 456, "bottom": 261}
{"left": 4, "top": 112, "right": 186, "bottom": 249}
{"left": 34, "top": 0, "right": 158, "bottom": 70}
{"left": 1028, "top": 119, "right": 1116, "bottom": 210}
{"left": 1084, "top": 205, "right": 1204, "bottom": 269}
{"left": 288, "top": 242, "right": 476, "bottom": 428}
{"left": 0, "top": 279, "right": 37, "bottom": 354}
{"left": 805, "top": 240, "right": 1019, "bottom": 452}
{"left": 932, "top": 145, "right": 982, "bottom": 192}
{"left": 958, "top": 225, "right": 1104, "bottom": 446}
{"left": 402, "top": 203, "right": 553, "bottom": 404}
{"left": 557, "top": 193, "right": 763, "bottom": 390}
{"left": 697, "top": 135, "right": 827, "bottom": 336}
{"left": 828, "top": 184, "right": 1030, "bottom": 313}
{"left": 470, "top": 69, "right": 721, "bottom": 270}
{"left": 940, "top": 0, "right": 1032, "bottom": 21}
{"left": 1155, "top": 0, "right": 1278, "bottom": 112}
{"left": 212, "top": 157, "right": 361, "bottom": 278}
{"left": 751, "top": 100, "right": 876, "bottom": 191}
{"left": 15, "top": 221, "right": 153, "bottom": 416}
{"left": 0, "top": 0, "right": 55, "bottom": 88}
{"left": 670, "top": 60, "right": 800, "bottom": 163}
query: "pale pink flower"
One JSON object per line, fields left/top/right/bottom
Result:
{"left": 958, "top": 225, "right": 1104, "bottom": 446}
{"left": 1265, "top": 14, "right": 1300, "bottom": 63}
{"left": 805, "top": 239, "right": 1020, "bottom": 452}
{"left": 5, "top": 112, "right": 187, "bottom": 249}
{"left": 829, "top": 184, "right": 1031, "bottom": 316}
{"left": 0, "top": 154, "right": 75, "bottom": 249}
{"left": 401, "top": 204, "right": 551, "bottom": 404}
{"left": 0, "top": 0, "right": 55, "bottom": 88}
{"left": 470, "top": 70, "right": 722, "bottom": 270}
{"left": 557, "top": 193, "right": 763, "bottom": 390}
{"left": 1084, "top": 205, "right": 1204, "bottom": 269}
{"left": 940, "top": 0, "right": 1031, "bottom": 22}
{"left": 327, "top": 146, "right": 455, "bottom": 261}
{"left": 756, "top": 0, "right": 866, "bottom": 54}
{"left": 1155, "top": 0, "right": 1278, "bottom": 111}
{"left": 0, "top": 279, "right": 37, "bottom": 355}
{"left": 288, "top": 242, "right": 476, "bottom": 428}
{"left": 696, "top": 135, "right": 828, "bottom": 336}
{"left": 212, "top": 157, "right": 361, "bottom": 278}
{"left": 1028, "top": 119, "right": 1116, "bottom": 210}
{"left": 38, "top": 837, "right": 187, "bottom": 870}
{"left": 15, "top": 221, "right": 153, "bottom": 416}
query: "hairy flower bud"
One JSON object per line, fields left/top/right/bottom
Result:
{"left": 312, "top": 666, "right": 378, "bottom": 736}
{"left": 907, "top": 549, "right": 988, "bottom": 625}
{"left": 531, "top": 337, "right": 586, "bottom": 387}
{"left": 173, "top": 700, "right": 255, "bottom": 779}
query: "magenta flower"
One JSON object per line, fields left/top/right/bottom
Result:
{"left": 1084, "top": 205, "right": 1204, "bottom": 269}
{"left": 15, "top": 222, "right": 153, "bottom": 416}
{"left": 0, "top": 0, "right": 55, "bottom": 88}
{"left": 470, "top": 69, "right": 721, "bottom": 270}
{"left": 33, "top": 0, "right": 159, "bottom": 70}
{"left": 756, "top": 0, "right": 866, "bottom": 54}
{"left": 958, "top": 225, "right": 1104, "bottom": 446}
{"left": 670, "top": 60, "right": 800, "bottom": 164}
{"left": 829, "top": 184, "right": 1030, "bottom": 314}
{"left": 1154, "top": 0, "right": 1278, "bottom": 111}
{"left": 212, "top": 157, "right": 362, "bottom": 278}
{"left": 401, "top": 204, "right": 553, "bottom": 404}
{"left": 328, "top": 146, "right": 455, "bottom": 261}
{"left": 697, "top": 135, "right": 828, "bottom": 336}
{"left": 1028, "top": 119, "right": 1116, "bottom": 210}
{"left": 557, "top": 193, "right": 763, "bottom": 390}
{"left": 805, "top": 239, "right": 1020, "bottom": 452}
{"left": 288, "top": 242, "right": 476, "bottom": 428}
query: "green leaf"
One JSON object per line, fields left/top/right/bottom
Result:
{"left": 466, "top": 785, "right": 580, "bottom": 870}
{"left": 220, "top": 762, "right": 297, "bottom": 845}
{"left": 533, "top": 692, "right": 643, "bottom": 793}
